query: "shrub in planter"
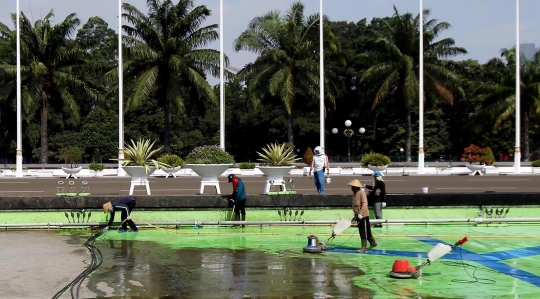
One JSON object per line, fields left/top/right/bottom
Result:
{"left": 121, "top": 138, "right": 170, "bottom": 172}
{"left": 303, "top": 147, "right": 314, "bottom": 166}
{"left": 58, "top": 146, "right": 83, "bottom": 168}
{"left": 185, "top": 145, "right": 234, "bottom": 164}
{"left": 157, "top": 154, "right": 184, "bottom": 168}
{"left": 461, "top": 144, "right": 495, "bottom": 165}
{"left": 239, "top": 162, "right": 255, "bottom": 169}
{"left": 257, "top": 143, "right": 300, "bottom": 166}
{"left": 361, "top": 152, "right": 391, "bottom": 167}
{"left": 89, "top": 162, "right": 105, "bottom": 171}
{"left": 531, "top": 160, "right": 540, "bottom": 167}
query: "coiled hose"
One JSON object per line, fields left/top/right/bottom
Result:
{"left": 52, "top": 230, "right": 103, "bottom": 299}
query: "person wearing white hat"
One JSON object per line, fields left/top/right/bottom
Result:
{"left": 365, "top": 171, "right": 386, "bottom": 227}
{"left": 309, "top": 146, "right": 330, "bottom": 194}
{"left": 348, "top": 179, "right": 377, "bottom": 253}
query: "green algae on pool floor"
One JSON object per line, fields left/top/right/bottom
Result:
{"left": 89, "top": 225, "right": 540, "bottom": 298}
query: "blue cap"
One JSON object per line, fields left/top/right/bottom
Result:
{"left": 373, "top": 171, "right": 383, "bottom": 177}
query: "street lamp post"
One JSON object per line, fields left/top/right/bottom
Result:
{"left": 332, "top": 120, "right": 365, "bottom": 163}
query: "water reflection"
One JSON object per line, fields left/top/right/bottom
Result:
{"left": 88, "top": 240, "right": 372, "bottom": 298}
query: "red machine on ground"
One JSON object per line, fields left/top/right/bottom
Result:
{"left": 389, "top": 236, "right": 469, "bottom": 279}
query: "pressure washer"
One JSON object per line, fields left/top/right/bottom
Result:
{"left": 389, "top": 236, "right": 469, "bottom": 279}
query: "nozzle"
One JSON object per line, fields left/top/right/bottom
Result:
{"left": 453, "top": 236, "right": 468, "bottom": 248}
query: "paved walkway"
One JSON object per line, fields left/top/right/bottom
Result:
{"left": 0, "top": 175, "right": 539, "bottom": 197}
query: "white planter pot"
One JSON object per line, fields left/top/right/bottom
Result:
{"left": 186, "top": 164, "right": 232, "bottom": 195}
{"left": 62, "top": 167, "right": 82, "bottom": 178}
{"left": 162, "top": 166, "right": 182, "bottom": 178}
{"left": 466, "top": 163, "right": 485, "bottom": 175}
{"left": 533, "top": 167, "right": 540, "bottom": 174}
{"left": 257, "top": 166, "right": 294, "bottom": 194}
{"left": 122, "top": 166, "right": 157, "bottom": 177}
{"left": 368, "top": 165, "right": 387, "bottom": 172}
{"left": 122, "top": 166, "right": 157, "bottom": 195}
{"left": 258, "top": 166, "right": 294, "bottom": 180}
{"left": 186, "top": 164, "right": 232, "bottom": 181}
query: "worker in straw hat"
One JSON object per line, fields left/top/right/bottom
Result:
{"left": 102, "top": 196, "right": 138, "bottom": 233}
{"left": 348, "top": 179, "right": 377, "bottom": 253}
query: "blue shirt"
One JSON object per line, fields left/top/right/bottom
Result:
{"left": 234, "top": 179, "right": 247, "bottom": 201}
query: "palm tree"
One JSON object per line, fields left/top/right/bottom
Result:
{"left": 356, "top": 7, "right": 466, "bottom": 161}
{"left": 233, "top": 1, "right": 341, "bottom": 146}
{"left": 0, "top": 11, "right": 100, "bottom": 163}
{"left": 473, "top": 48, "right": 540, "bottom": 161}
{"left": 115, "top": 0, "right": 222, "bottom": 153}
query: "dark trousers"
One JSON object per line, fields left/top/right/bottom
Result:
{"left": 234, "top": 200, "right": 246, "bottom": 216}
{"left": 357, "top": 216, "right": 373, "bottom": 240}
{"left": 121, "top": 200, "right": 137, "bottom": 230}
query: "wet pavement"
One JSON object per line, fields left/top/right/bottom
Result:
{"left": 2, "top": 224, "right": 540, "bottom": 298}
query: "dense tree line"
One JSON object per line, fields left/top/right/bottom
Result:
{"left": 0, "top": 0, "right": 539, "bottom": 165}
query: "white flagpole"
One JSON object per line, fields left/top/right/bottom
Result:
{"left": 219, "top": 0, "right": 225, "bottom": 149}
{"left": 16, "top": 0, "right": 23, "bottom": 177}
{"left": 418, "top": 0, "right": 425, "bottom": 173}
{"left": 319, "top": 0, "right": 325, "bottom": 149}
{"left": 118, "top": 0, "right": 125, "bottom": 176}
{"left": 514, "top": 0, "right": 521, "bottom": 172}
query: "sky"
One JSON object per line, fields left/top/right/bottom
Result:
{"left": 2, "top": 0, "right": 540, "bottom": 84}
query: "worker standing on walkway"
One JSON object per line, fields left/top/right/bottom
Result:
{"left": 309, "top": 146, "right": 330, "bottom": 194}
{"left": 365, "top": 171, "right": 386, "bottom": 227}
{"left": 348, "top": 179, "right": 377, "bottom": 253}
{"left": 228, "top": 174, "right": 247, "bottom": 228}
{"left": 103, "top": 196, "right": 138, "bottom": 233}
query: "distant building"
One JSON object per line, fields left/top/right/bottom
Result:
{"left": 520, "top": 43, "right": 536, "bottom": 60}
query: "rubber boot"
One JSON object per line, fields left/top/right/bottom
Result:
{"left": 234, "top": 214, "right": 240, "bottom": 227}
{"left": 241, "top": 214, "right": 246, "bottom": 228}
{"left": 368, "top": 236, "right": 378, "bottom": 250}
{"left": 357, "top": 239, "right": 368, "bottom": 253}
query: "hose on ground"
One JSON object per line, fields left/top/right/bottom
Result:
{"left": 52, "top": 229, "right": 103, "bottom": 299}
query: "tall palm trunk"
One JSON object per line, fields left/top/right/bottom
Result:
{"left": 163, "top": 91, "right": 172, "bottom": 154}
{"left": 40, "top": 91, "right": 49, "bottom": 164}
{"left": 287, "top": 113, "right": 294, "bottom": 146}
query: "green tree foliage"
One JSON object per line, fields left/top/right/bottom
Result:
{"left": 234, "top": 1, "right": 342, "bottom": 146}
{"left": 81, "top": 108, "right": 119, "bottom": 163}
{"left": 113, "top": 0, "right": 222, "bottom": 154}
{"left": 57, "top": 146, "right": 83, "bottom": 168}
{"left": 473, "top": 48, "right": 540, "bottom": 161}
{"left": 355, "top": 7, "right": 466, "bottom": 162}
{"left": 0, "top": 10, "right": 101, "bottom": 163}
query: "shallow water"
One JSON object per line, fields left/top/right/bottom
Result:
{"left": 5, "top": 224, "right": 539, "bottom": 298}
{"left": 88, "top": 240, "right": 371, "bottom": 298}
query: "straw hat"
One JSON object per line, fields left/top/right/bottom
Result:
{"left": 347, "top": 179, "right": 364, "bottom": 188}
{"left": 103, "top": 202, "right": 112, "bottom": 213}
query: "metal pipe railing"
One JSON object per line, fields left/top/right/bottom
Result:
{"left": 1, "top": 217, "right": 539, "bottom": 228}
